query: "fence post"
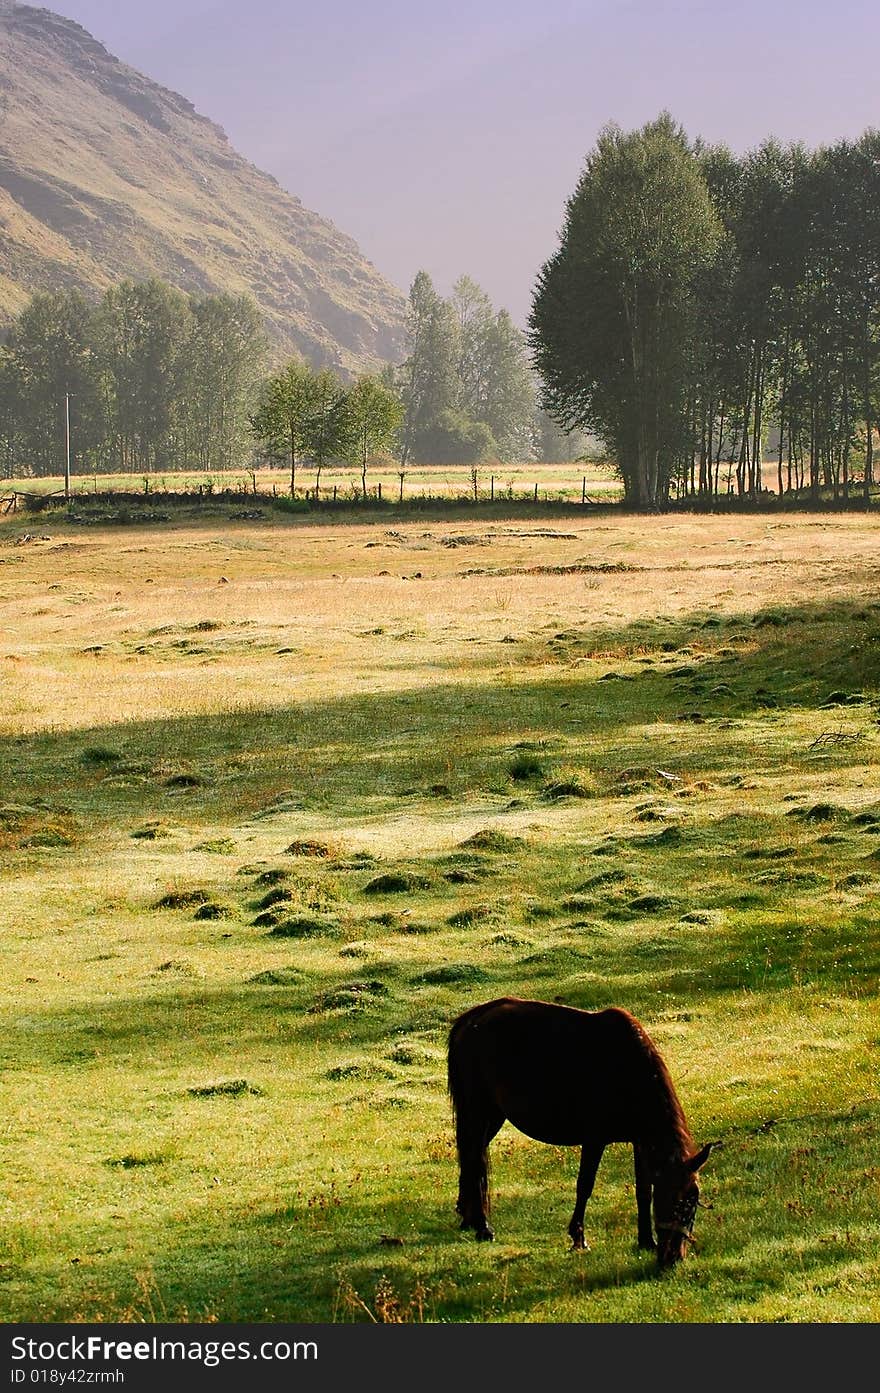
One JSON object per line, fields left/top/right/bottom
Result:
{"left": 582, "top": 476, "right": 586, "bottom": 504}
{"left": 378, "top": 481, "right": 382, "bottom": 502}
{"left": 534, "top": 482, "right": 538, "bottom": 501}
{"left": 491, "top": 475, "right": 495, "bottom": 501}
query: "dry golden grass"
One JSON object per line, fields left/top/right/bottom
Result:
{"left": 1, "top": 509, "right": 876, "bottom": 735}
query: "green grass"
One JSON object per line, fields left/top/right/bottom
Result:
{"left": 12, "top": 460, "right": 879, "bottom": 515}
{"left": 0, "top": 514, "right": 879, "bottom": 1322}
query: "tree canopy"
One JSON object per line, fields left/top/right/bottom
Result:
{"left": 1, "top": 280, "right": 266, "bottom": 478}
{"left": 530, "top": 115, "right": 880, "bottom": 508}
{"left": 340, "top": 374, "right": 404, "bottom": 496}
{"left": 530, "top": 115, "right": 723, "bottom": 508}
{"left": 249, "top": 360, "right": 403, "bottom": 498}
{"left": 397, "top": 271, "right": 538, "bottom": 464}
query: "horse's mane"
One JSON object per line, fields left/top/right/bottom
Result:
{"left": 623, "top": 1009, "right": 695, "bottom": 1160}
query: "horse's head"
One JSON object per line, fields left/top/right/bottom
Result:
{"left": 653, "top": 1142, "right": 716, "bottom": 1268}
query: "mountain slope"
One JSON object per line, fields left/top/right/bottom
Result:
{"left": 0, "top": 3, "right": 406, "bottom": 371}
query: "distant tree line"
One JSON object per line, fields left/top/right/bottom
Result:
{"left": 0, "top": 271, "right": 587, "bottom": 485}
{"left": 0, "top": 280, "right": 267, "bottom": 479}
{"left": 393, "top": 271, "right": 585, "bottom": 466}
{"left": 245, "top": 282, "right": 586, "bottom": 493}
{"left": 531, "top": 116, "right": 880, "bottom": 509}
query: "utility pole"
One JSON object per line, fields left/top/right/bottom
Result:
{"left": 64, "top": 391, "right": 71, "bottom": 501}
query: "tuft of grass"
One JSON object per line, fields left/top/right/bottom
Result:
{"left": 457, "top": 829, "right": 525, "bottom": 853}
{"left": 253, "top": 868, "right": 291, "bottom": 885}
{"left": 187, "top": 1080, "right": 264, "bottom": 1098}
{"left": 81, "top": 746, "right": 122, "bottom": 766}
{"left": 447, "top": 904, "right": 497, "bottom": 927}
{"left": 269, "top": 915, "right": 339, "bottom": 938}
{"left": 255, "top": 886, "right": 294, "bottom": 909}
{"left": 628, "top": 893, "right": 677, "bottom": 914}
{"left": 154, "top": 887, "right": 213, "bottom": 910}
{"left": 104, "top": 1152, "right": 167, "bottom": 1169}
{"left": 24, "top": 827, "right": 76, "bottom": 848}
{"left": 508, "top": 753, "right": 545, "bottom": 782}
{"left": 326, "top": 1062, "right": 393, "bottom": 1082}
{"left": 333, "top": 1273, "right": 432, "bottom": 1324}
{"left": 416, "top": 963, "right": 489, "bottom": 985}
{"left": 541, "top": 776, "right": 594, "bottom": 800}
{"left": 285, "top": 839, "right": 336, "bottom": 858}
{"left": 363, "top": 872, "right": 431, "bottom": 894}
{"left": 132, "top": 822, "right": 172, "bottom": 840}
{"left": 785, "top": 803, "right": 850, "bottom": 823}
{"left": 193, "top": 837, "right": 236, "bottom": 854}
{"left": 312, "top": 981, "right": 389, "bottom": 1011}
{"left": 193, "top": 901, "right": 236, "bottom": 920}
{"left": 247, "top": 968, "right": 303, "bottom": 986}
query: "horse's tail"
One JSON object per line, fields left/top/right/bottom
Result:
{"left": 447, "top": 999, "right": 505, "bottom": 1225}
{"left": 447, "top": 997, "right": 506, "bottom": 1121}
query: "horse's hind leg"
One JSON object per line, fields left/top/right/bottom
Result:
{"left": 455, "top": 1105, "right": 503, "bottom": 1241}
{"left": 568, "top": 1142, "right": 604, "bottom": 1250}
{"left": 633, "top": 1143, "right": 656, "bottom": 1251}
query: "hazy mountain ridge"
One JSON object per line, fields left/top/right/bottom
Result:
{"left": 0, "top": 4, "right": 406, "bottom": 370}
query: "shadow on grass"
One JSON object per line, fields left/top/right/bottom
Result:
{"left": 5, "top": 873, "right": 878, "bottom": 1077}
{"left": 3, "top": 589, "right": 879, "bottom": 1321}
{"left": 2, "top": 597, "right": 879, "bottom": 839}
{"left": 7, "top": 1097, "right": 878, "bottom": 1322}
{"left": 33, "top": 494, "right": 623, "bottom": 536}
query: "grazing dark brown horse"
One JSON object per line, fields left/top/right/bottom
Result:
{"left": 448, "top": 996, "right": 715, "bottom": 1267}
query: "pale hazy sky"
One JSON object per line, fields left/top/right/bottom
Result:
{"left": 50, "top": 1, "right": 880, "bottom": 324}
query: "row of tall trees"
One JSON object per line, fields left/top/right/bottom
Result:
{"left": 1, "top": 272, "right": 581, "bottom": 481}
{"left": 531, "top": 116, "right": 880, "bottom": 508}
{"left": 250, "top": 359, "right": 402, "bottom": 497}
{"left": 395, "top": 272, "right": 541, "bottom": 464}
{"left": 0, "top": 280, "right": 266, "bottom": 477}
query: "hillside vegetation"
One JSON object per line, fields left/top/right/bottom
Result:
{"left": 0, "top": 6, "right": 405, "bottom": 370}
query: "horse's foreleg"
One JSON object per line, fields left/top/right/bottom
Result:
{"left": 633, "top": 1143, "right": 656, "bottom": 1251}
{"left": 568, "top": 1142, "right": 604, "bottom": 1250}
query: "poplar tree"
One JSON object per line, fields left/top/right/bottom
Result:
{"left": 309, "top": 367, "right": 347, "bottom": 497}
{"left": 530, "top": 115, "right": 723, "bottom": 509}
{"left": 341, "top": 375, "right": 403, "bottom": 497}
{"left": 5, "top": 290, "right": 103, "bottom": 475}
{"left": 250, "top": 357, "right": 319, "bottom": 496}
{"left": 96, "top": 279, "right": 192, "bottom": 472}
{"left": 399, "top": 271, "right": 536, "bottom": 464}
{"left": 183, "top": 293, "right": 266, "bottom": 471}
{"left": 398, "top": 271, "right": 461, "bottom": 464}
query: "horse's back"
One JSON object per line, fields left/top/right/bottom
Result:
{"left": 450, "top": 996, "right": 642, "bottom": 1051}
{"left": 448, "top": 997, "right": 648, "bottom": 1145}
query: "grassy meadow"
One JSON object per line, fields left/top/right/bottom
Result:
{"left": 0, "top": 458, "right": 623, "bottom": 506}
{"left": 1, "top": 500, "right": 879, "bottom": 1323}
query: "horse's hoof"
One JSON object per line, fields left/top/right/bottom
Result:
{"left": 475, "top": 1227, "right": 495, "bottom": 1242}
{"left": 570, "top": 1237, "right": 589, "bottom": 1252}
